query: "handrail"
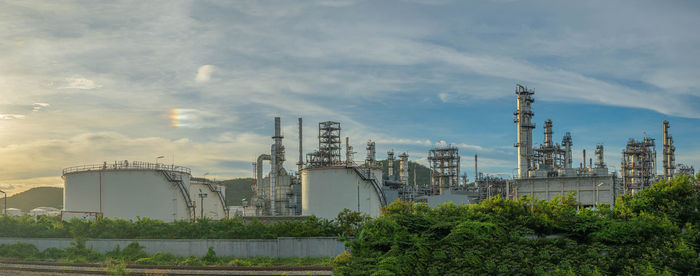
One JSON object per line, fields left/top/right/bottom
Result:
{"left": 63, "top": 161, "right": 191, "bottom": 175}
{"left": 352, "top": 167, "right": 388, "bottom": 207}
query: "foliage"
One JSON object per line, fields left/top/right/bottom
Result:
{"left": 335, "top": 176, "right": 700, "bottom": 275}
{"left": 377, "top": 160, "right": 431, "bottom": 186}
{"left": 222, "top": 178, "right": 254, "bottom": 206}
{"left": 0, "top": 215, "right": 341, "bottom": 239}
{"left": 0, "top": 241, "right": 332, "bottom": 267}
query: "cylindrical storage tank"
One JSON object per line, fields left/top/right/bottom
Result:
{"left": 189, "top": 179, "right": 227, "bottom": 220}
{"left": 302, "top": 167, "right": 383, "bottom": 220}
{"left": 63, "top": 161, "right": 193, "bottom": 222}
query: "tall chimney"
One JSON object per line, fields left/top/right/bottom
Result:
{"left": 297, "top": 118, "right": 303, "bottom": 171}
{"left": 582, "top": 149, "right": 587, "bottom": 169}
{"left": 474, "top": 154, "right": 478, "bottom": 186}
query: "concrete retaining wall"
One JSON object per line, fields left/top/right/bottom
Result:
{"left": 0, "top": 237, "right": 346, "bottom": 258}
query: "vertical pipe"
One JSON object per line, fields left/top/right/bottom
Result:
{"left": 271, "top": 117, "right": 282, "bottom": 216}
{"left": 346, "top": 137, "right": 351, "bottom": 165}
{"left": 474, "top": 154, "right": 478, "bottom": 186}
{"left": 298, "top": 118, "right": 303, "bottom": 171}
{"left": 413, "top": 163, "right": 417, "bottom": 188}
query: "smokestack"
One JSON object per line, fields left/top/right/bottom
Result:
{"left": 583, "top": 149, "right": 586, "bottom": 169}
{"left": 270, "top": 117, "right": 284, "bottom": 216}
{"left": 474, "top": 154, "right": 478, "bottom": 186}
{"left": 297, "top": 118, "right": 303, "bottom": 171}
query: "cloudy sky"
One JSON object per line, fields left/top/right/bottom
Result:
{"left": 1, "top": 0, "right": 699, "bottom": 195}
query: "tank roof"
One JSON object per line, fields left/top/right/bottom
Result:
{"left": 62, "top": 160, "right": 191, "bottom": 175}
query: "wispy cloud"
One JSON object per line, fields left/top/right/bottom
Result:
{"left": 0, "top": 114, "right": 25, "bottom": 120}
{"left": 59, "top": 77, "right": 102, "bottom": 90}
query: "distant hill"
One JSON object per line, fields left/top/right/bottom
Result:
{"left": 2, "top": 187, "right": 63, "bottom": 212}
{"left": 377, "top": 159, "right": 432, "bottom": 186}
{"left": 222, "top": 178, "right": 253, "bottom": 206}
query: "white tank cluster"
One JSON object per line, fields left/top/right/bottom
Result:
{"left": 62, "top": 160, "right": 226, "bottom": 222}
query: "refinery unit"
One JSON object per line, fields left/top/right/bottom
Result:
{"left": 58, "top": 83, "right": 695, "bottom": 222}
{"left": 509, "top": 84, "right": 618, "bottom": 206}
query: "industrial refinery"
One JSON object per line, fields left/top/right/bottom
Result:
{"left": 59, "top": 84, "right": 696, "bottom": 221}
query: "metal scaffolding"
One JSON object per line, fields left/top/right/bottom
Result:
{"left": 621, "top": 137, "right": 656, "bottom": 193}
{"left": 676, "top": 164, "right": 695, "bottom": 177}
{"left": 306, "top": 121, "right": 341, "bottom": 167}
{"left": 428, "top": 145, "right": 460, "bottom": 195}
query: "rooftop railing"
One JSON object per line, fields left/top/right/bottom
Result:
{"left": 62, "top": 160, "right": 191, "bottom": 175}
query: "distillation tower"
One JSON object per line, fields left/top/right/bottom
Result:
{"left": 662, "top": 120, "right": 676, "bottom": 180}
{"left": 399, "top": 152, "right": 409, "bottom": 186}
{"left": 514, "top": 84, "right": 536, "bottom": 179}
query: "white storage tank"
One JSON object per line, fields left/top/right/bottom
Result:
{"left": 63, "top": 161, "right": 195, "bottom": 222}
{"left": 301, "top": 167, "right": 385, "bottom": 220}
{"left": 3, "top": 208, "right": 24, "bottom": 216}
{"left": 189, "top": 178, "right": 227, "bottom": 220}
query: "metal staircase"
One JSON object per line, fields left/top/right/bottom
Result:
{"left": 161, "top": 171, "right": 196, "bottom": 218}
{"left": 352, "top": 167, "right": 388, "bottom": 207}
{"left": 204, "top": 181, "right": 228, "bottom": 217}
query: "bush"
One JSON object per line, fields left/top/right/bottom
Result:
{"left": 334, "top": 176, "right": 700, "bottom": 275}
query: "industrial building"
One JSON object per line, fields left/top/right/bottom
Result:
{"left": 252, "top": 117, "right": 302, "bottom": 216}
{"left": 62, "top": 161, "right": 226, "bottom": 222}
{"left": 509, "top": 84, "right": 618, "bottom": 206}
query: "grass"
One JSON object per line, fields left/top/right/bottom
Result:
{"left": 0, "top": 242, "right": 333, "bottom": 268}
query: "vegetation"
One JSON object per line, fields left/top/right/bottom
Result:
{"left": 334, "top": 175, "right": 700, "bottom": 275}
{"left": 377, "top": 160, "right": 431, "bottom": 186}
{"left": 222, "top": 178, "right": 254, "bottom": 206}
{"left": 0, "top": 241, "right": 332, "bottom": 268}
{"left": 1, "top": 187, "right": 63, "bottom": 211}
{"left": 0, "top": 216, "right": 343, "bottom": 239}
